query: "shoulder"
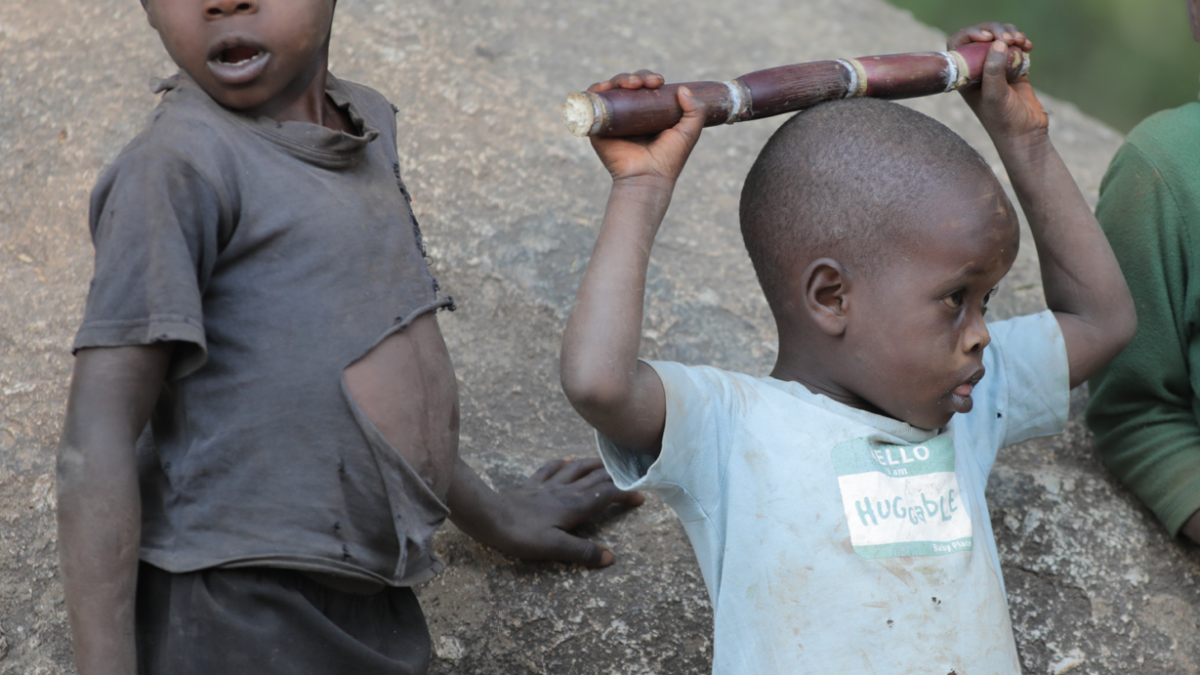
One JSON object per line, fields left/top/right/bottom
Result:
{"left": 647, "top": 361, "right": 806, "bottom": 424}
{"left": 89, "top": 79, "right": 241, "bottom": 242}
{"left": 1113, "top": 102, "right": 1200, "bottom": 184}
{"left": 647, "top": 361, "right": 767, "bottom": 397}
{"left": 330, "top": 75, "right": 399, "bottom": 136}
{"left": 335, "top": 77, "right": 393, "bottom": 110}
{"left": 1125, "top": 102, "right": 1200, "bottom": 151}
{"left": 95, "top": 76, "right": 237, "bottom": 196}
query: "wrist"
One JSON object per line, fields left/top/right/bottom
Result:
{"left": 611, "top": 173, "right": 677, "bottom": 204}
{"left": 991, "top": 127, "right": 1054, "bottom": 166}
{"left": 606, "top": 176, "right": 676, "bottom": 231}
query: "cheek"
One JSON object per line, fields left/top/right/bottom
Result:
{"left": 887, "top": 325, "right": 957, "bottom": 391}
{"left": 286, "top": 5, "right": 333, "bottom": 48}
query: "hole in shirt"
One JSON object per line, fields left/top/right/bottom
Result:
{"left": 343, "top": 312, "right": 459, "bottom": 500}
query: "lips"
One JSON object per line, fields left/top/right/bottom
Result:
{"left": 206, "top": 36, "right": 270, "bottom": 85}
{"left": 948, "top": 366, "right": 986, "bottom": 414}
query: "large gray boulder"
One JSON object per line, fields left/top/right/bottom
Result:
{"left": 1, "top": 0, "right": 1195, "bottom": 673}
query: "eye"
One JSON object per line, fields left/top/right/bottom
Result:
{"left": 942, "top": 290, "right": 964, "bottom": 310}
{"left": 981, "top": 287, "right": 998, "bottom": 316}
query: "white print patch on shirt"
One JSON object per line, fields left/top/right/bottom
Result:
{"left": 831, "top": 435, "right": 972, "bottom": 559}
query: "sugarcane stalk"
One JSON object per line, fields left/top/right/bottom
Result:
{"left": 563, "top": 41, "right": 1029, "bottom": 138}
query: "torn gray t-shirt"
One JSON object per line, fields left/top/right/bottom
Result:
{"left": 75, "top": 72, "right": 454, "bottom": 587}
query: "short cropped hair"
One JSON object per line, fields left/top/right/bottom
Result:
{"left": 739, "top": 98, "right": 994, "bottom": 315}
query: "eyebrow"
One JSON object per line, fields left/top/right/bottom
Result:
{"left": 939, "top": 263, "right": 989, "bottom": 289}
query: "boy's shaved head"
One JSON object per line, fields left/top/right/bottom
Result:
{"left": 739, "top": 98, "right": 999, "bottom": 316}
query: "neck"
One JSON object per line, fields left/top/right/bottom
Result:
{"left": 243, "top": 40, "right": 348, "bottom": 131}
{"left": 770, "top": 324, "right": 883, "bottom": 416}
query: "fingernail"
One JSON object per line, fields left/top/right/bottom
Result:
{"left": 1001, "top": 32, "right": 1012, "bottom": 40}
{"left": 981, "top": 30, "right": 992, "bottom": 37}
{"left": 679, "top": 85, "right": 692, "bottom": 97}
{"left": 992, "top": 40, "right": 1006, "bottom": 52}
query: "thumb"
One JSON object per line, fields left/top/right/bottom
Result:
{"left": 979, "top": 40, "right": 1011, "bottom": 106}
{"left": 671, "top": 85, "right": 708, "bottom": 146}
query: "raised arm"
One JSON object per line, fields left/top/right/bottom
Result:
{"left": 559, "top": 72, "right": 707, "bottom": 454}
{"left": 57, "top": 344, "right": 171, "bottom": 675}
{"left": 950, "top": 24, "right": 1136, "bottom": 388}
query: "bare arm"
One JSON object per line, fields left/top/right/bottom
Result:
{"left": 57, "top": 344, "right": 171, "bottom": 675}
{"left": 560, "top": 72, "right": 707, "bottom": 453}
{"left": 446, "top": 456, "right": 643, "bottom": 567}
{"left": 950, "top": 24, "right": 1136, "bottom": 388}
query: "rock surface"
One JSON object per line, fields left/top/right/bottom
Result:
{"left": 1, "top": 0, "right": 1196, "bottom": 673}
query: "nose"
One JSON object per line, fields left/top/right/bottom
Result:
{"left": 963, "top": 310, "right": 991, "bottom": 354}
{"left": 204, "top": 0, "right": 257, "bottom": 19}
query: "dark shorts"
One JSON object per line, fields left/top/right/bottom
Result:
{"left": 136, "top": 562, "right": 431, "bottom": 675}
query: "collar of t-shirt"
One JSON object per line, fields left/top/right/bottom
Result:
{"left": 151, "top": 71, "right": 380, "bottom": 169}
{"left": 760, "top": 376, "right": 943, "bottom": 445}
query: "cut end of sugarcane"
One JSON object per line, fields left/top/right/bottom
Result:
{"left": 563, "top": 92, "right": 599, "bottom": 137}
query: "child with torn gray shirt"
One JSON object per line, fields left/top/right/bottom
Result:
{"left": 55, "top": 0, "right": 642, "bottom": 673}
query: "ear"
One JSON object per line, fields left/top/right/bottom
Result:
{"left": 802, "top": 257, "right": 852, "bottom": 337}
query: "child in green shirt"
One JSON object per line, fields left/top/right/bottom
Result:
{"left": 1086, "top": 0, "right": 1200, "bottom": 543}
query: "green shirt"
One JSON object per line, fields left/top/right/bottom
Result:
{"left": 1087, "top": 101, "right": 1200, "bottom": 536}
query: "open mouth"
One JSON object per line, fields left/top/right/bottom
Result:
{"left": 206, "top": 38, "right": 271, "bottom": 85}
{"left": 215, "top": 45, "right": 265, "bottom": 66}
{"left": 950, "top": 367, "right": 986, "bottom": 401}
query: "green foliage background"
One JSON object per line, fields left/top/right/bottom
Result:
{"left": 887, "top": 0, "right": 1200, "bottom": 133}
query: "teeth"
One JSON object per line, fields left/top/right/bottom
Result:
{"left": 215, "top": 51, "right": 263, "bottom": 66}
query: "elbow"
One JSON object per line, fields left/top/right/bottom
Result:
{"left": 560, "top": 362, "right": 631, "bottom": 424}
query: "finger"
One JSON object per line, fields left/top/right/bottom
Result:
{"left": 540, "top": 530, "right": 614, "bottom": 568}
{"left": 571, "top": 480, "right": 645, "bottom": 516}
{"left": 602, "top": 72, "right": 637, "bottom": 90}
{"left": 546, "top": 457, "right": 605, "bottom": 485}
{"left": 611, "top": 71, "right": 655, "bottom": 90}
{"left": 980, "top": 39, "right": 1012, "bottom": 104}
{"left": 946, "top": 25, "right": 994, "bottom": 49}
{"left": 613, "top": 489, "right": 645, "bottom": 506}
{"left": 982, "top": 22, "right": 1012, "bottom": 43}
{"left": 977, "top": 21, "right": 1010, "bottom": 42}
{"left": 632, "top": 69, "right": 665, "bottom": 89}
{"left": 525, "top": 458, "right": 568, "bottom": 486}
{"left": 563, "top": 465, "right": 612, "bottom": 490}
{"left": 587, "top": 80, "right": 615, "bottom": 93}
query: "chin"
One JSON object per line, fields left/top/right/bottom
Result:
{"left": 907, "top": 411, "right": 955, "bottom": 432}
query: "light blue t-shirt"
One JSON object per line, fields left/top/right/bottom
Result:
{"left": 598, "top": 311, "right": 1069, "bottom": 674}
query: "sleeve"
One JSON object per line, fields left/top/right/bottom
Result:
{"left": 595, "top": 361, "right": 741, "bottom": 522}
{"left": 73, "top": 146, "right": 223, "bottom": 380}
{"left": 987, "top": 310, "right": 1070, "bottom": 450}
{"left": 952, "top": 311, "right": 1068, "bottom": 483}
{"left": 1086, "top": 140, "right": 1200, "bottom": 536}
